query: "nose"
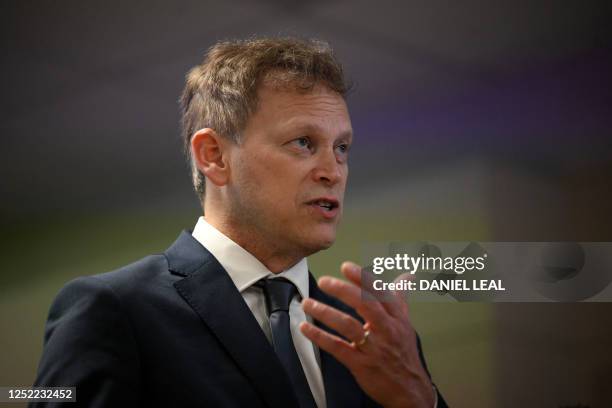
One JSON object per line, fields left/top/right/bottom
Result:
{"left": 311, "top": 148, "right": 344, "bottom": 185}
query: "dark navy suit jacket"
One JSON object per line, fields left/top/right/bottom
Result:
{"left": 32, "top": 231, "right": 447, "bottom": 407}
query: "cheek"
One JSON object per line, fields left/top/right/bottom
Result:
{"left": 234, "top": 149, "right": 309, "bottom": 212}
{"left": 240, "top": 159, "right": 297, "bottom": 207}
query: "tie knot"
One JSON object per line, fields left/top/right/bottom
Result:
{"left": 259, "top": 278, "right": 298, "bottom": 313}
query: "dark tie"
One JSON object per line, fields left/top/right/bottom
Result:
{"left": 258, "top": 278, "right": 317, "bottom": 408}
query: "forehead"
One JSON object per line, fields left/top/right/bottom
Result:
{"left": 251, "top": 82, "right": 352, "bottom": 137}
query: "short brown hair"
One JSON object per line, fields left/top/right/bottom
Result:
{"left": 180, "top": 37, "right": 350, "bottom": 199}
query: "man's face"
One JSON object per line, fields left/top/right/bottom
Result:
{"left": 226, "top": 82, "right": 352, "bottom": 259}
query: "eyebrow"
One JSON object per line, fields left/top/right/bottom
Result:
{"left": 287, "top": 123, "right": 353, "bottom": 142}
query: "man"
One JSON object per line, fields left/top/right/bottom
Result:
{"left": 32, "top": 37, "right": 447, "bottom": 407}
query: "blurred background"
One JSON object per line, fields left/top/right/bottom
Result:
{"left": 2, "top": 0, "right": 612, "bottom": 406}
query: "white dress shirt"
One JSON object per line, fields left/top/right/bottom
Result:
{"left": 192, "top": 217, "right": 327, "bottom": 408}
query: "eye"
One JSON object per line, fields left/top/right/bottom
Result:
{"left": 335, "top": 143, "right": 349, "bottom": 154}
{"left": 290, "top": 137, "right": 312, "bottom": 151}
{"left": 335, "top": 143, "right": 351, "bottom": 161}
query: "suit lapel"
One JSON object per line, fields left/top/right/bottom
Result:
{"left": 309, "top": 274, "right": 364, "bottom": 408}
{"left": 166, "top": 231, "right": 299, "bottom": 408}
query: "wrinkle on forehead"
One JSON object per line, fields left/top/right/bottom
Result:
{"left": 275, "top": 95, "right": 352, "bottom": 138}
{"left": 244, "top": 82, "right": 352, "bottom": 141}
{"left": 273, "top": 86, "right": 346, "bottom": 112}
{"left": 258, "top": 81, "right": 346, "bottom": 109}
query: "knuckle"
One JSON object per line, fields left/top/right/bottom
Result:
{"left": 340, "top": 313, "right": 353, "bottom": 327}
{"left": 311, "top": 328, "right": 323, "bottom": 340}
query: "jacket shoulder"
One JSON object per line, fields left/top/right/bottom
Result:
{"left": 33, "top": 274, "right": 142, "bottom": 406}
{"left": 90, "top": 253, "right": 169, "bottom": 291}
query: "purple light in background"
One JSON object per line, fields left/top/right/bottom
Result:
{"left": 354, "top": 49, "right": 612, "bottom": 152}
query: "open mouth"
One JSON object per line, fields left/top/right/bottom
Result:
{"left": 308, "top": 198, "right": 339, "bottom": 212}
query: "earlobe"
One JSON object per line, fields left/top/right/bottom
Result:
{"left": 191, "top": 128, "right": 230, "bottom": 187}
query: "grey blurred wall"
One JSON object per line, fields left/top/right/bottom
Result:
{"left": 2, "top": 1, "right": 611, "bottom": 406}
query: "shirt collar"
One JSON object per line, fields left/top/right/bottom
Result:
{"left": 191, "top": 216, "right": 309, "bottom": 299}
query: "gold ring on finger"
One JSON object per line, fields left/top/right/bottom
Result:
{"left": 354, "top": 329, "right": 370, "bottom": 348}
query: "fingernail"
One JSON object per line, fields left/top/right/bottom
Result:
{"left": 344, "top": 261, "right": 360, "bottom": 274}
{"left": 318, "top": 276, "right": 332, "bottom": 286}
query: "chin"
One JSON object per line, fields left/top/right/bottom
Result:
{"left": 290, "top": 224, "right": 338, "bottom": 256}
{"left": 316, "top": 238, "right": 335, "bottom": 250}
{"left": 304, "top": 232, "right": 336, "bottom": 253}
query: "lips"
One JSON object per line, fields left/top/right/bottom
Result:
{"left": 307, "top": 197, "right": 339, "bottom": 210}
{"left": 306, "top": 197, "right": 340, "bottom": 219}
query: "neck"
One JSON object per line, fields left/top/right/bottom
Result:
{"left": 202, "top": 212, "right": 305, "bottom": 274}
{"left": 232, "top": 233, "right": 304, "bottom": 273}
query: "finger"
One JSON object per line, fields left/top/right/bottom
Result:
{"left": 342, "top": 261, "right": 408, "bottom": 319}
{"left": 302, "top": 298, "right": 365, "bottom": 343}
{"left": 342, "top": 261, "right": 396, "bottom": 303}
{"left": 317, "top": 276, "right": 390, "bottom": 330}
{"left": 299, "top": 321, "right": 359, "bottom": 369}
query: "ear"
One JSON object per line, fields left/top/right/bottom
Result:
{"left": 191, "top": 128, "right": 232, "bottom": 187}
